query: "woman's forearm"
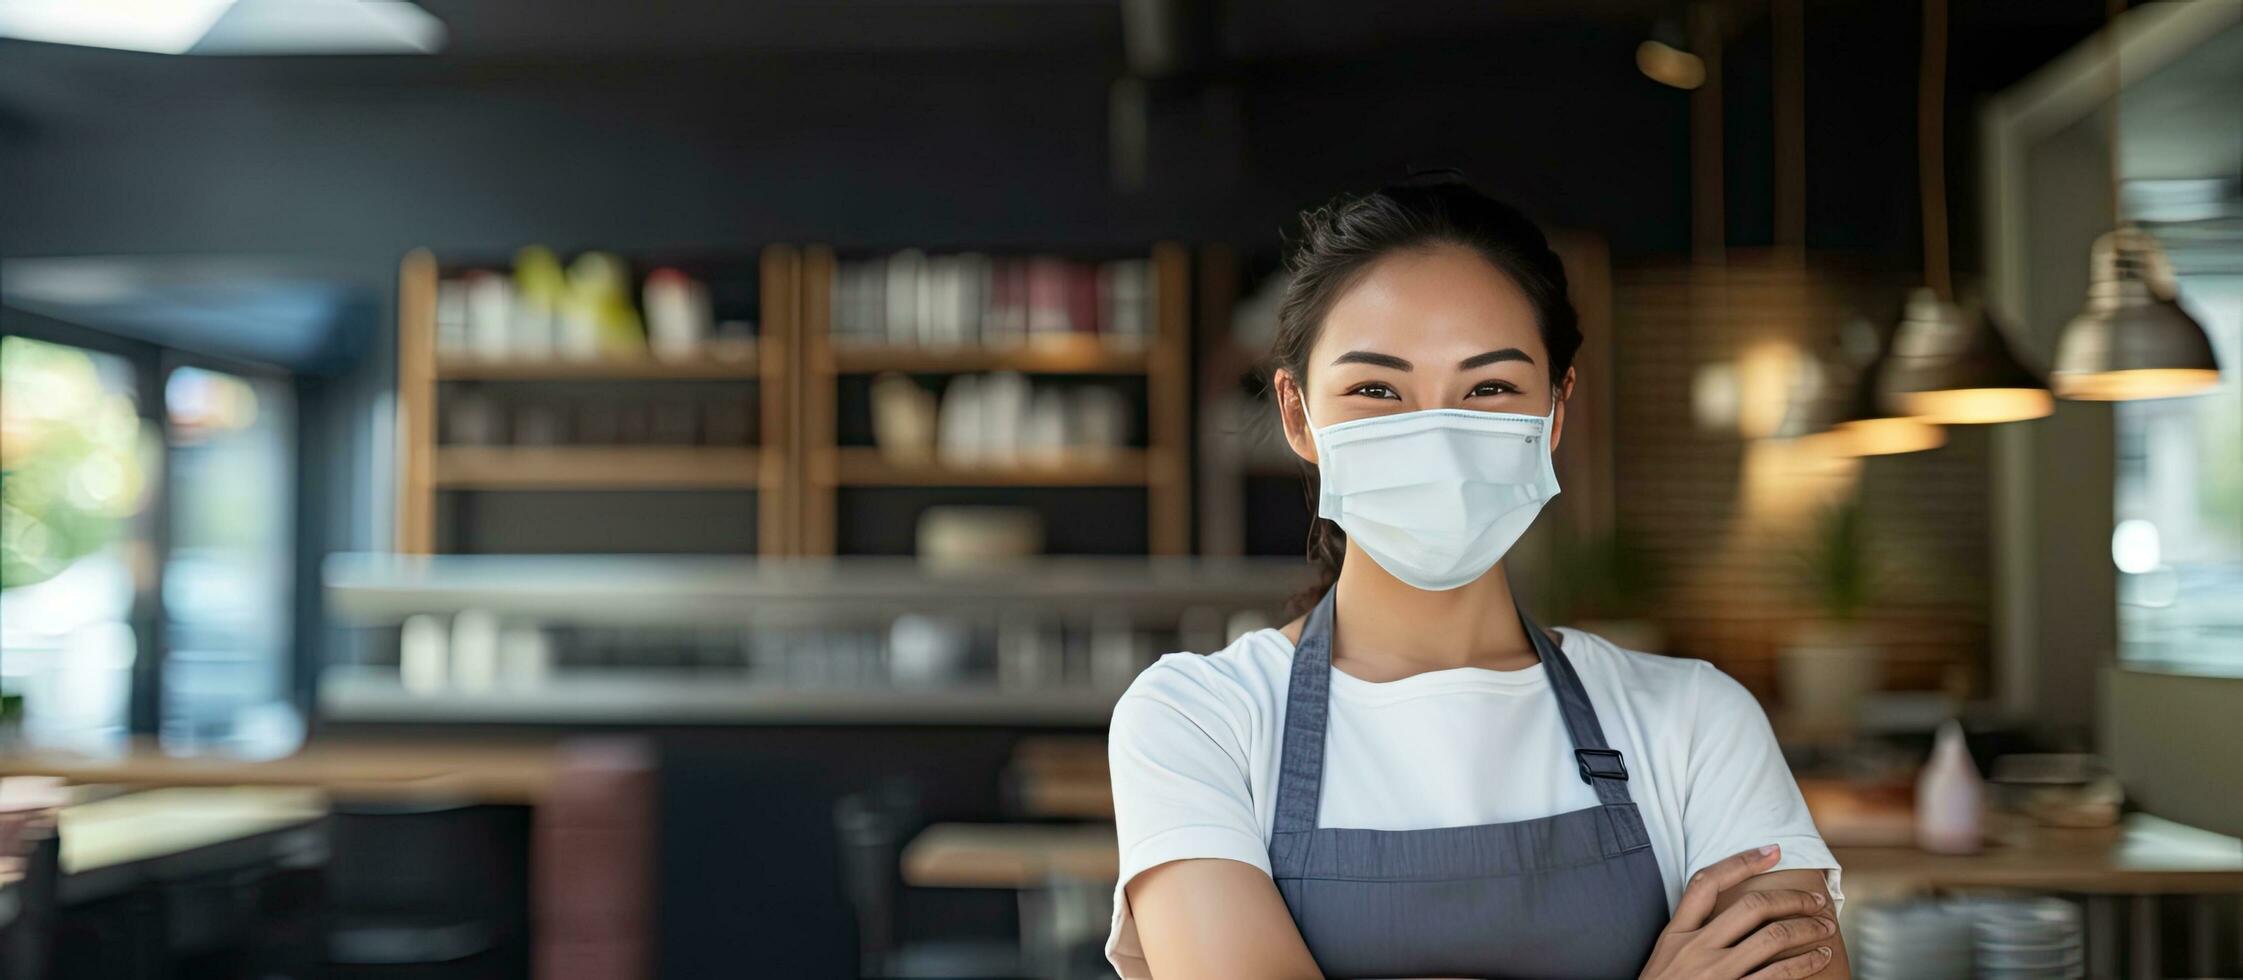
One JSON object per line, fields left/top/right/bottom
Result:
{"left": 1127, "top": 858, "right": 1324, "bottom": 979}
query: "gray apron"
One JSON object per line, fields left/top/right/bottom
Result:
{"left": 1269, "top": 588, "right": 1670, "bottom": 979}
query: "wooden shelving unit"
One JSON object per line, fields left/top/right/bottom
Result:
{"left": 819, "top": 336, "right": 1146, "bottom": 375}
{"left": 393, "top": 246, "right": 799, "bottom": 555}
{"left": 395, "top": 242, "right": 1190, "bottom": 558}
{"left": 434, "top": 446, "right": 763, "bottom": 490}
{"left": 797, "top": 243, "right": 1193, "bottom": 555}
{"left": 812, "top": 447, "right": 1163, "bottom": 488}
{"left": 434, "top": 352, "right": 759, "bottom": 381}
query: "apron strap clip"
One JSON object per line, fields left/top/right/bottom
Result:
{"left": 1575, "top": 748, "right": 1629, "bottom": 783}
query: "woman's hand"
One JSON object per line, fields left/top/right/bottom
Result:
{"left": 1638, "top": 845, "right": 1839, "bottom": 980}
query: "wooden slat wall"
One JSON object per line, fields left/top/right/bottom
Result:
{"left": 1612, "top": 255, "right": 1992, "bottom": 701}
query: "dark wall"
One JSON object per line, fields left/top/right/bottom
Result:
{"left": 0, "top": 3, "right": 2117, "bottom": 271}
{"left": 0, "top": 4, "right": 2106, "bottom": 270}
{"left": 0, "top": 47, "right": 1678, "bottom": 262}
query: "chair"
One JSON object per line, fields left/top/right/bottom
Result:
{"left": 0, "top": 823, "right": 60, "bottom": 979}
{"left": 324, "top": 801, "right": 530, "bottom": 979}
{"left": 836, "top": 785, "right": 1026, "bottom": 980}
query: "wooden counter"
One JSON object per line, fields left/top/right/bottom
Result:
{"left": 0, "top": 739, "right": 561, "bottom": 804}
{"left": 902, "top": 823, "right": 1119, "bottom": 889}
{"left": 901, "top": 814, "right": 2243, "bottom": 897}
{"left": 320, "top": 666, "right": 1125, "bottom": 727}
{"left": 1832, "top": 813, "right": 2243, "bottom": 898}
{"left": 1, "top": 785, "right": 329, "bottom": 908}
{"left": 58, "top": 786, "right": 327, "bottom": 875}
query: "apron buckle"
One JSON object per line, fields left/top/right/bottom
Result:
{"left": 1575, "top": 748, "right": 1629, "bottom": 782}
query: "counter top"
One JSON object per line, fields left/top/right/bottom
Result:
{"left": 901, "top": 814, "right": 2243, "bottom": 895}
{"left": 0, "top": 738, "right": 560, "bottom": 804}
{"left": 320, "top": 665, "right": 1124, "bottom": 727}
{"left": 325, "top": 553, "right": 1311, "bottom": 627}
{"left": 1831, "top": 813, "right": 2243, "bottom": 897}
{"left": 903, "top": 823, "right": 1120, "bottom": 888}
{"left": 60, "top": 786, "right": 326, "bottom": 875}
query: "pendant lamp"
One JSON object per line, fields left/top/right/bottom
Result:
{"left": 1882, "top": 0, "right": 2053, "bottom": 424}
{"left": 2051, "top": 226, "right": 2221, "bottom": 400}
{"left": 1637, "top": 14, "right": 1705, "bottom": 90}
{"left": 1779, "top": 323, "right": 1946, "bottom": 457}
{"left": 1758, "top": 0, "right": 1941, "bottom": 458}
{"left": 2050, "top": 0, "right": 2223, "bottom": 401}
{"left": 1829, "top": 353, "right": 1947, "bottom": 457}
{"left": 1883, "top": 289, "right": 2054, "bottom": 423}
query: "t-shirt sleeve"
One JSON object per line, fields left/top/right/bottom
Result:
{"left": 1680, "top": 661, "right": 1845, "bottom": 910}
{"left": 1104, "top": 677, "right": 1271, "bottom": 978}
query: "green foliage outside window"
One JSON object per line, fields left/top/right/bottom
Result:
{"left": 1, "top": 336, "right": 148, "bottom": 590}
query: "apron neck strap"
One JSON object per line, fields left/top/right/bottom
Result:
{"left": 1272, "top": 586, "right": 1635, "bottom": 835}
{"left": 1518, "top": 605, "right": 1635, "bottom": 807}
{"left": 1273, "top": 587, "right": 1339, "bottom": 835}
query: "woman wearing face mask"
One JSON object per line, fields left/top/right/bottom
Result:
{"left": 1104, "top": 175, "right": 1848, "bottom": 980}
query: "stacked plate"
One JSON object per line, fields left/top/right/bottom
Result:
{"left": 1849, "top": 901, "right": 1973, "bottom": 980}
{"left": 1972, "top": 897, "right": 2084, "bottom": 979}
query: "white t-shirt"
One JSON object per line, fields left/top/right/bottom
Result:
{"left": 1105, "top": 625, "right": 1842, "bottom": 979}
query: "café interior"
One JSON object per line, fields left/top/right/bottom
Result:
{"left": 1, "top": 0, "right": 2241, "bottom": 977}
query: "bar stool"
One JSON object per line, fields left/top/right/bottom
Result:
{"left": 325, "top": 801, "right": 530, "bottom": 979}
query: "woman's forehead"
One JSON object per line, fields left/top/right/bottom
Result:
{"left": 1311, "top": 245, "right": 1546, "bottom": 364}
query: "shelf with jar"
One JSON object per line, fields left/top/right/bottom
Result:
{"left": 394, "top": 246, "right": 800, "bottom": 555}
{"left": 320, "top": 552, "right": 1316, "bottom": 724}
{"left": 797, "top": 244, "right": 1192, "bottom": 556}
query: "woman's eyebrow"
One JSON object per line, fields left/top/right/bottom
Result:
{"left": 1331, "top": 350, "right": 1413, "bottom": 370}
{"left": 1459, "top": 348, "right": 1534, "bottom": 369}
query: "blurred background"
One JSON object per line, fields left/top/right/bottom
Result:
{"left": 0, "top": 0, "right": 2238, "bottom": 978}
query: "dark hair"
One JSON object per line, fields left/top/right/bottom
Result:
{"left": 1272, "top": 174, "right": 1583, "bottom": 611}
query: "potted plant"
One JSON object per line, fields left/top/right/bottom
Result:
{"left": 1545, "top": 525, "right": 1666, "bottom": 653}
{"left": 1780, "top": 495, "right": 1885, "bottom": 743}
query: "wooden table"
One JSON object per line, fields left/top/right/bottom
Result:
{"left": 0, "top": 783, "right": 332, "bottom": 978}
{"left": 54, "top": 786, "right": 330, "bottom": 904}
{"left": 1006, "top": 737, "right": 1114, "bottom": 820}
{"left": 59, "top": 786, "right": 327, "bottom": 875}
{"left": 903, "top": 823, "right": 1120, "bottom": 889}
{"left": 906, "top": 815, "right": 2243, "bottom": 895}
{"left": 1, "top": 739, "right": 621, "bottom": 979}
{"left": 1831, "top": 814, "right": 2243, "bottom": 897}
{"left": 1834, "top": 815, "right": 2243, "bottom": 980}
{"left": 0, "top": 739, "right": 561, "bottom": 804}
{"left": 907, "top": 815, "right": 2243, "bottom": 980}
{"left": 903, "top": 823, "right": 1120, "bottom": 977}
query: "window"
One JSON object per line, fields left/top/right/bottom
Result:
{"left": 2115, "top": 267, "right": 2243, "bottom": 674}
{"left": 1, "top": 325, "right": 301, "bottom": 754}
{"left": 161, "top": 365, "right": 298, "bottom": 751}
{"left": 0, "top": 335, "right": 155, "bottom": 752}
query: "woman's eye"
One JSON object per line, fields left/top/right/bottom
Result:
{"left": 1468, "top": 381, "right": 1518, "bottom": 398}
{"left": 1348, "top": 383, "right": 1400, "bottom": 400}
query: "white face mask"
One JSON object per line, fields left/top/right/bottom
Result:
{"left": 1302, "top": 398, "right": 1561, "bottom": 592}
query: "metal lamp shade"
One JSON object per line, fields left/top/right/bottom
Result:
{"left": 1881, "top": 289, "right": 2053, "bottom": 424}
{"left": 1636, "top": 17, "right": 1703, "bottom": 90}
{"left": 2052, "top": 229, "right": 2221, "bottom": 401}
{"left": 1829, "top": 384, "right": 1946, "bottom": 456}
{"left": 1788, "top": 350, "right": 1946, "bottom": 457}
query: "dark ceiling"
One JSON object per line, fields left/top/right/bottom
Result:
{"left": 399, "top": 0, "right": 2118, "bottom": 60}
{"left": 405, "top": 0, "right": 1679, "bottom": 58}
{"left": 0, "top": 0, "right": 2119, "bottom": 62}
{"left": 0, "top": 0, "right": 2126, "bottom": 265}
{"left": 0, "top": 0, "right": 2142, "bottom": 367}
